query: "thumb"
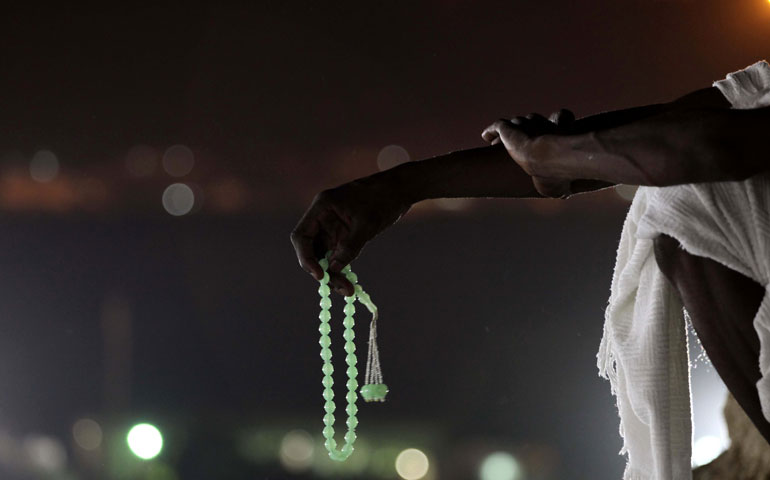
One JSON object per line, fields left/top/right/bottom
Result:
{"left": 328, "top": 226, "right": 369, "bottom": 274}
{"left": 532, "top": 176, "right": 571, "bottom": 199}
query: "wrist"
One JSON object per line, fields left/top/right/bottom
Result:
{"left": 355, "top": 163, "right": 421, "bottom": 207}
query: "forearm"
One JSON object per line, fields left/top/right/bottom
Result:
{"left": 535, "top": 104, "right": 770, "bottom": 187}
{"left": 368, "top": 86, "right": 731, "bottom": 203}
{"left": 374, "top": 101, "right": 677, "bottom": 203}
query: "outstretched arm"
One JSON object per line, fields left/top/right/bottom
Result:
{"left": 369, "top": 85, "right": 732, "bottom": 202}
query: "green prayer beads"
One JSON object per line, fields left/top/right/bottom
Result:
{"left": 317, "top": 250, "right": 387, "bottom": 462}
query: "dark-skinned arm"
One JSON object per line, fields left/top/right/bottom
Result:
{"left": 366, "top": 86, "right": 732, "bottom": 203}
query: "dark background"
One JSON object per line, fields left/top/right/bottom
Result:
{"left": 0, "top": 1, "right": 763, "bottom": 479}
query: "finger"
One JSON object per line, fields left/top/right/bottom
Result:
{"left": 532, "top": 176, "right": 571, "bottom": 199}
{"left": 481, "top": 128, "right": 499, "bottom": 143}
{"left": 525, "top": 112, "right": 550, "bottom": 125}
{"left": 328, "top": 271, "right": 355, "bottom": 297}
{"left": 549, "top": 109, "right": 575, "bottom": 128}
{"left": 482, "top": 119, "right": 530, "bottom": 162}
{"left": 290, "top": 212, "right": 323, "bottom": 281}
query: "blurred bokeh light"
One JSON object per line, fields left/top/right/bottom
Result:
{"left": 29, "top": 150, "right": 59, "bottom": 183}
{"left": 127, "top": 424, "right": 163, "bottom": 460}
{"left": 162, "top": 183, "right": 195, "bottom": 216}
{"left": 395, "top": 448, "right": 429, "bottom": 480}
{"left": 72, "top": 418, "right": 103, "bottom": 451}
{"left": 479, "top": 452, "right": 522, "bottom": 480}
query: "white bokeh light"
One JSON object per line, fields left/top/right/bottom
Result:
{"left": 162, "top": 183, "right": 195, "bottom": 216}
{"left": 29, "top": 150, "right": 59, "bottom": 183}
{"left": 127, "top": 423, "right": 163, "bottom": 460}
{"left": 162, "top": 144, "right": 195, "bottom": 177}
{"left": 377, "top": 144, "right": 410, "bottom": 171}
{"left": 395, "top": 448, "right": 429, "bottom": 480}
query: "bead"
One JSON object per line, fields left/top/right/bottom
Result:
{"left": 324, "top": 401, "right": 335, "bottom": 413}
{"left": 320, "top": 348, "right": 332, "bottom": 361}
{"left": 322, "top": 364, "right": 333, "bottom": 376}
{"left": 346, "top": 378, "right": 358, "bottom": 391}
{"left": 319, "top": 310, "right": 331, "bottom": 322}
{"left": 345, "top": 272, "right": 358, "bottom": 284}
{"left": 329, "top": 449, "right": 348, "bottom": 462}
{"left": 360, "top": 383, "right": 389, "bottom": 402}
{"left": 354, "top": 284, "right": 363, "bottom": 293}
{"left": 318, "top": 284, "right": 331, "bottom": 296}
{"left": 324, "top": 438, "right": 336, "bottom": 451}
{"left": 346, "top": 353, "right": 357, "bottom": 365}
{"left": 343, "top": 329, "right": 355, "bottom": 341}
{"left": 319, "top": 336, "right": 331, "bottom": 348}
{"left": 319, "top": 323, "right": 331, "bottom": 335}
{"left": 346, "top": 415, "right": 358, "bottom": 429}
{"left": 320, "top": 271, "right": 329, "bottom": 283}
{"left": 322, "top": 376, "right": 333, "bottom": 388}
{"left": 344, "top": 431, "right": 357, "bottom": 444}
{"left": 341, "top": 443, "right": 354, "bottom": 456}
{"left": 323, "top": 388, "right": 334, "bottom": 401}
{"left": 320, "top": 297, "right": 332, "bottom": 309}
{"left": 343, "top": 303, "right": 356, "bottom": 316}
{"left": 346, "top": 403, "right": 358, "bottom": 416}
{"left": 322, "top": 426, "right": 334, "bottom": 439}
{"left": 323, "top": 413, "right": 335, "bottom": 426}
{"left": 346, "top": 366, "right": 358, "bottom": 378}
{"left": 346, "top": 391, "right": 357, "bottom": 403}
{"left": 343, "top": 316, "right": 354, "bottom": 328}
{"left": 319, "top": 258, "right": 329, "bottom": 269}
{"left": 344, "top": 342, "right": 356, "bottom": 354}
{"left": 341, "top": 264, "right": 351, "bottom": 274}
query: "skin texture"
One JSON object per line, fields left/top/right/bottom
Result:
{"left": 654, "top": 233, "right": 770, "bottom": 444}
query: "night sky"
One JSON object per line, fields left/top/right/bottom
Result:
{"left": 0, "top": 1, "right": 765, "bottom": 479}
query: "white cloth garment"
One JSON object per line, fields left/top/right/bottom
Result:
{"left": 597, "top": 59, "right": 770, "bottom": 480}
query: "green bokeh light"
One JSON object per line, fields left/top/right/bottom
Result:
{"left": 479, "top": 452, "right": 521, "bottom": 480}
{"left": 127, "top": 423, "right": 163, "bottom": 460}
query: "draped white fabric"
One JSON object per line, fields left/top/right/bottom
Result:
{"left": 598, "top": 60, "right": 770, "bottom": 480}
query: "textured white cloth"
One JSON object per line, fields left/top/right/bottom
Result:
{"left": 598, "top": 60, "right": 770, "bottom": 480}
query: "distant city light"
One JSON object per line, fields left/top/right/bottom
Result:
{"left": 692, "top": 435, "right": 724, "bottom": 467}
{"left": 23, "top": 435, "right": 67, "bottom": 472}
{"left": 614, "top": 184, "right": 639, "bottom": 202}
{"left": 72, "top": 418, "right": 103, "bottom": 451}
{"left": 279, "top": 429, "right": 314, "bottom": 473}
{"left": 29, "top": 150, "right": 59, "bottom": 183}
{"left": 479, "top": 452, "right": 522, "bottom": 480}
{"left": 162, "top": 183, "right": 195, "bottom": 216}
{"left": 162, "top": 144, "right": 195, "bottom": 177}
{"left": 126, "top": 145, "right": 159, "bottom": 177}
{"left": 395, "top": 448, "right": 429, "bottom": 480}
{"left": 127, "top": 423, "right": 163, "bottom": 460}
{"left": 377, "top": 144, "right": 410, "bottom": 171}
